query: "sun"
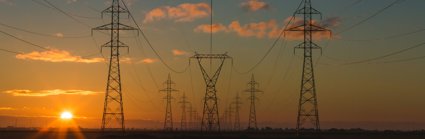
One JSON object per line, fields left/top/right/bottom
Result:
{"left": 60, "top": 111, "right": 73, "bottom": 120}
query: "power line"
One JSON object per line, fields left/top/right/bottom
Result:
{"left": 0, "top": 48, "right": 22, "bottom": 54}
{"left": 121, "top": 0, "right": 189, "bottom": 74}
{"left": 232, "top": 0, "right": 304, "bottom": 75}
{"left": 342, "top": 41, "right": 425, "bottom": 65}
{"left": 336, "top": 0, "right": 405, "bottom": 35}
{"left": 0, "top": 30, "right": 49, "bottom": 50}
{"left": 376, "top": 55, "right": 425, "bottom": 64}
{"left": 339, "top": 28, "right": 425, "bottom": 42}
{"left": 42, "top": 0, "right": 92, "bottom": 28}
{"left": 0, "top": 22, "right": 90, "bottom": 39}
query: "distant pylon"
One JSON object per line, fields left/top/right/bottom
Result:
{"left": 179, "top": 92, "right": 189, "bottom": 130}
{"left": 190, "top": 53, "right": 231, "bottom": 131}
{"left": 160, "top": 74, "right": 178, "bottom": 131}
{"left": 285, "top": 0, "right": 331, "bottom": 134}
{"left": 226, "top": 104, "right": 233, "bottom": 131}
{"left": 93, "top": 0, "right": 138, "bottom": 133}
{"left": 245, "top": 74, "right": 262, "bottom": 130}
{"left": 232, "top": 93, "right": 242, "bottom": 131}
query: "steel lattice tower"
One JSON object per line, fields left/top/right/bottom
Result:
{"left": 179, "top": 92, "right": 189, "bottom": 130}
{"left": 245, "top": 74, "right": 262, "bottom": 130}
{"left": 160, "top": 74, "right": 178, "bottom": 131}
{"left": 190, "top": 53, "right": 231, "bottom": 131}
{"left": 233, "top": 93, "right": 242, "bottom": 131}
{"left": 93, "top": 0, "right": 137, "bottom": 133}
{"left": 285, "top": 0, "right": 331, "bottom": 133}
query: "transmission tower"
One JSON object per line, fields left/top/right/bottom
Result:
{"left": 232, "top": 93, "right": 242, "bottom": 131}
{"left": 245, "top": 74, "right": 262, "bottom": 130}
{"left": 226, "top": 104, "right": 233, "bottom": 131}
{"left": 179, "top": 92, "right": 189, "bottom": 130}
{"left": 93, "top": 0, "right": 138, "bottom": 133}
{"left": 160, "top": 74, "right": 178, "bottom": 131}
{"left": 285, "top": 0, "right": 331, "bottom": 133}
{"left": 190, "top": 53, "right": 231, "bottom": 131}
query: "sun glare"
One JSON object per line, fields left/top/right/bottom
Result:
{"left": 60, "top": 111, "right": 73, "bottom": 120}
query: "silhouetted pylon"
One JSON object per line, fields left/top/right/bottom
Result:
{"left": 179, "top": 92, "right": 189, "bottom": 130}
{"left": 285, "top": 0, "right": 331, "bottom": 134}
{"left": 232, "top": 93, "right": 242, "bottom": 131}
{"left": 160, "top": 74, "right": 178, "bottom": 131}
{"left": 245, "top": 74, "right": 262, "bottom": 130}
{"left": 93, "top": 0, "right": 138, "bottom": 133}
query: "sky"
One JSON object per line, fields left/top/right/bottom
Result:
{"left": 0, "top": 0, "right": 425, "bottom": 130}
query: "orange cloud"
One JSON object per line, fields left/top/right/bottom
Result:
{"left": 282, "top": 17, "right": 340, "bottom": 40}
{"left": 139, "top": 58, "right": 158, "bottom": 64}
{"left": 172, "top": 49, "right": 189, "bottom": 56}
{"left": 4, "top": 89, "right": 102, "bottom": 97}
{"left": 144, "top": 3, "right": 211, "bottom": 23}
{"left": 194, "top": 23, "right": 228, "bottom": 33}
{"left": 228, "top": 20, "right": 277, "bottom": 38}
{"left": 194, "top": 17, "right": 340, "bottom": 40}
{"left": 15, "top": 49, "right": 105, "bottom": 63}
{"left": 0, "top": 107, "right": 15, "bottom": 111}
{"left": 241, "top": 0, "right": 269, "bottom": 12}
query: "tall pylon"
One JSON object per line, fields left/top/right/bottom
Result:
{"left": 245, "top": 74, "right": 262, "bottom": 130}
{"left": 179, "top": 92, "right": 189, "bottom": 130}
{"left": 232, "top": 93, "right": 242, "bottom": 131}
{"left": 160, "top": 74, "right": 178, "bottom": 131}
{"left": 190, "top": 53, "right": 231, "bottom": 131}
{"left": 93, "top": 0, "right": 138, "bottom": 133}
{"left": 285, "top": 0, "right": 331, "bottom": 133}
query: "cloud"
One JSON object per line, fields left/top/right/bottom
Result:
{"left": 228, "top": 20, "right": 277, "bottom": 38}
{"left": 66, "top": 0, "right": 77, "bottom": 4}
{"left": 194, "top": 17, "right": 341, "bottom": 40}
{"left": 194, "top": 23, "right": 228, "bottom": 33}
{"left": 138, "top": 58, "right": 158, "bottom": 64}
{"left": 241, "top": 0, "right": 269, "bottom": 12}
{"left": 15, "top": 49, "right": 105, "bottom": 63}
{"left": 4, "top": 89, "right": 102, "bottom": 97}
{"left": 144, "top": 2, "right": 211, "bottom": 23}
{"left": 281, "top": 17, "right": 340, "bottom": 40}
{"left": 0, "top": 107, "right": 15, "bottom": 111}
{"left": 172, "top": 49, "right": 189, "bottom": 56}
{"left": 54, "top": 33, "right": 64, "bottom": 38}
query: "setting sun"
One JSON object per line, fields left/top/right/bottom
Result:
{"left": 60, "top": 111, "right": 73, "bottom": 120}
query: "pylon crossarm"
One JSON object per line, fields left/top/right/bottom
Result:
{"left": 295, "top": 7, "right": 322, "bottom": 15}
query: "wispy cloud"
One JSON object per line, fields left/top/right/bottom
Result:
{"left": 241, "top": 0, "right": 269, "bottom": 12}
{"left": 66, "top": 0, "right": 77, "bottom": 4}
{"left": 172, "top": 49, "right": 189, "bottom": 56}
{"left": 194, "top": 23, "right": 228, "bottom": 33}
{"left": 281, "top": 17, "right": 340, "bottom": 40}
{"left": 0, "top": 107, "right": 15, "bottom": 111}
{"left": 4, "top": 89, "right": 102, "bottom": 97}
{"left": 54, "top": 33, "right": 64, "bottom": 38}
{"left": 15, "top": 49, "right": 105, "bottom": 63}
{"left": 137, "top": 58, "right": 158, "bottom": 64}
{"left": 144, "top": 2, "right": 211, "bottom": 23}
{"left": 194, "top": 17, "right": 341, "bottom": 40}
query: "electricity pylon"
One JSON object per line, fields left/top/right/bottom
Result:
{"left": 179, "top": 92, "right": 189, "bottom": 130}
{"left": 285, "top": 0, "right": 331, "bottom": 134}
{"left": 93, "top": 0, "right": 138, "bottom": 133}
{"left": 190, "top": 53, "right": 231, "bottom": 131}
{"left": 245, "top": 74, "right": 262, "bottom": 130}
{"left": 160, "top": 74, "right": 178, "bottom": 131}
{"left": 232, "top": 93, "right": 242, "bottom": 131}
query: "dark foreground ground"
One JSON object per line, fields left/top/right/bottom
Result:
{"left": 1, "top": 129, "right": 424, "bottom": 139}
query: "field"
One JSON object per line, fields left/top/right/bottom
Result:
{"left": 1, "top": 129, "right": 424, "bottom": 139}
